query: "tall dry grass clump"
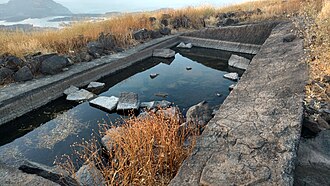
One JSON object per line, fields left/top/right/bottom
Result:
{"left": 57, "top": 111, "right": 196, "bottom": 185}
{"left": 294, "top": 0, "right": 330, "bottom": 103}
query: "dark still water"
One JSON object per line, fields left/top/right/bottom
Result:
{"left": 0, "top": 48, "right": 251, "bottom": 166}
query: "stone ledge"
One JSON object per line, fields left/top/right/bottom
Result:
{"left": 179, "top": 36, "right": 261, "bottom": 54}
{"left": 0, "top": 35, "right": 180, "bottom": 125}
{"left": 170, "top": 22, "right": 307, "bottom": 185}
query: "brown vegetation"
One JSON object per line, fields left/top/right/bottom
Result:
{"left": 57, "top": 111, "right": 196, "bottom": 185}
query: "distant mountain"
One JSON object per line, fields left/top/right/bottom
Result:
{"left": 0, "top": 0, "right": 72, "bottom": 21}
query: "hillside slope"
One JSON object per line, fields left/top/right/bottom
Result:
{"left": 0, "top": 0, "right": 72, "bottom": 21}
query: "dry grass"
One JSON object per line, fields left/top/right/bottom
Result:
{"left": 0, "top": 0, "right": 305, "bottom": 58}
{"left": 57, "top": 111, "right": 196, "bottom": 185}
{"left": 294, "top": 0, "right": 330, "bottom": 103}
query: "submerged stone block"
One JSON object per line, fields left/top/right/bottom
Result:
{"left": 223, "top": 72, "right": 239, "bottom": 81}
{"left": 153, "top": 49, "right": 175, "bottom": 58}
{"left": 117, "top": 92, "right": 140, "bottom": 111}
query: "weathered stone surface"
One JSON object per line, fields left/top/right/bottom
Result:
{"left": 75, "top": 164, "right": 105, "bottom": 186}
{"left": 294, "top": 130, "right": 330, "bottom": 186}
{"left": 133, "top": 29, "right": 150, "bottom": 40}
{"left": 283, "top": 33, "right": 296, "bottom": 42}
{"left": 186, "top": 101, "right": 213, "bottom": 130}
{"left": 63, "top": 85, "right": 79, "bottom": 95}
{"left": 0, "top": 162, "right": 59, "bottom": 186}
{"left": 66, "top": 89, "right": 94, "bottom": 102}
{"left": 170, "top": 22, "right": 307, "bottom": 186}
{"left": 87, "top": 81, "right": 105, "bottom": 90}
{"left": 153, "top": 49, "right": 176, "bottom": 58}
{"left": 117, "top": 92, "right": 140, "bottom": 111}
{"left": 14, "top": 66, "right": 34, "bottom": 82}
{"left": 177, "top": 42, "right": 193, "bottom": 49}
{"left": 223, "top": 72, "right": 239, "bottom": 81}
{"left": 19, "top": 160, "right": 79, "bottom": 186}
{"left": 89, "top": 96, "right": 119, "bottom": 112}
{"left": 228, "top": 54, "right": 251, "bottom": 70}
{"left": 40, "top": 55, "right": 69, "bottom": 75}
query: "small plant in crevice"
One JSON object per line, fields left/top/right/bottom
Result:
{"left": 56, "top": 110, "right": 197, "bottom": 185}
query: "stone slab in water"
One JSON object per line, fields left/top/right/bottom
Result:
{"left": 66, "top": 89, "right": 94, "bottom": 102}
{"left": 228, "top": 54, "right": 250, "bottom": 70}
{"left": 117, "top": 92, "right": 140, "bottom": 111}
{"left": 89, "top": 96, "right": 119, "bottom": 112}
{"left": 87, "top": 81, "right": 105, "bottom": 89}
{"left": 177, "top": 42, "right": 193, "bottom": 49}
{"left": 63, "top": 85, "right": 79, "bottom": 95}
{"left": 153, "top": 49, "right": 175, "bottom": 58}
{"left": 223, "top": 72, "right": 239, "bottom": 81}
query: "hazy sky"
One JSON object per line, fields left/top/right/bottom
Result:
{"left": 0, "top": 0, "right": 247, "bottom": 13}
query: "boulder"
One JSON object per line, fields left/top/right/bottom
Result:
{"left": 87, "top": 82, "right": 105, "bottom": 90}
{"left": 150, "top": 30, "right": 162, "bottom": 39}
{"left": 25, "top": 60, "right": 41, "bottom": 74}
{"left": 40, "top": 55, "right": 69, "bottom": 75}
{"left": 87, "top": 41, "right": 104, "bottom": 58}
{"left": 224, "top": 72, "right": 239, "bottom": 81}
{"left": 4, "top": 56, "right": 24, "bottom": 71}
{"left": 117, "top": 92, "right": 140, "bottom": 111}
{"left": 89, "top": 96, "right": 119, "bottom": 113}
{"left": 228, "top": 54, "right": 251, "bottom": 70}
{"left": 303, "top": 114, "right": 330, "bottom": 134}
{"left": 14, "top": 66, "right": 33, "bottom": 82}
{"left": 283, "top": 33, "right": 296, "bottom": 42}
{"left": 97, "top": 32, "right": 115, "bottom": 50}
{"left": 66, "top": 89, "right": 94, "bottom": 102}
{"left": 159, "top": 27, "right": 171, "bottom": 35}
{"left": 177, "top": 42, "right": 193, "bottom": 49}
{"left": 32, "top": 53, "right": 57, "bottom": 63}
{"left": 63, "top": 85, "right": 79, "bottom": 95}
{"left": 75, "top": 164, "right": 106, "bottom": 186}
{"left": 294, "top": 130, "right": 330, "bottom": 186}
{"left": 133, "top": 29, "right": 150, "bottom": 40}
{"left": 0, "top": 67, "right": 14, "bottom": 84}
{"left": 153, "top": 49, "right": 176, "bottom": 58}
{"left": 186, "top": 101, "right": 213, "bottom": 129}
